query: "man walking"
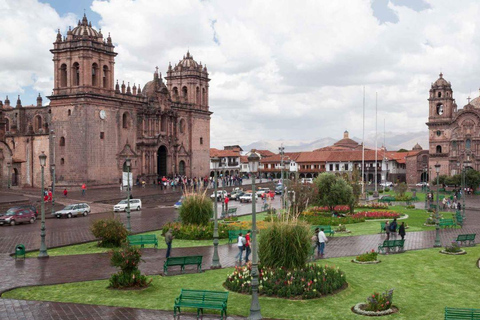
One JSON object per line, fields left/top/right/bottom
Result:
{"left": 81, "top": 183, "right": 87, "bottom": 196}
{"left": 318, "top": 228, "right": 328, "bottom": 258}
{"left": 224, "top": 196, "right": 229, "bottom": 214}
{"left": 165, "top": 228, "right": 174, "bottom": 258}
{"left": 235, "top": 232, "right": 245, "bottom": 264}
{"left": 244, "top": 230, "right": 251, "bottom": 263}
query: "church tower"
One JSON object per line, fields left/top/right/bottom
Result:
{"left": 428, "top": 73, "right": 455, "bottom": 122}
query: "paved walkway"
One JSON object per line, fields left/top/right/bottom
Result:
{"left": 1, "top": 193, "right": 480, "bottom": 319}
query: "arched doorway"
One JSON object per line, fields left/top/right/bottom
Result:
{"left": 12, "top": 168, "right": 18, "bottom": 186}
{"left": 157, "top": 146, "right": 167, "bottom": 177}
{"left": 179, "top": 160, "right": 185, "bottom": 175}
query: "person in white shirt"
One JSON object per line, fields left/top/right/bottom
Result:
{"left": 235, "top": 233, "right": 245, "bottom": 263}
{"left": 318, "top": 228, "right": 328, "bottom": 257}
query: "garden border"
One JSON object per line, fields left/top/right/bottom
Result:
{"left": 439, "top": 250, "right": 466, "bottom": 255}
{"left": 352, "top": 259, "right": 381, "bottom": 265}
{"left": 351, "top": 303, "right": 399, "bottom": 316}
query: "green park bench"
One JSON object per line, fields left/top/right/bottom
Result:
{"left": 311, "top": 225, "right": 335, "bottom": 237}
{"left": 164, "top": 255, "right": 203, "bottom": 275}
{"left": 444, "top": 307, "right": 480, "bottom": 320}
{"left": 228, "top": 230, "right": 249, "bottom": 244}
{"left": 454, "top": 213, "right": 464, "bottom": 227}
{"left": 227, "top": 208, "right": 237, "bottom": 216}
{"left": 174, "top": 289, "right": 229, "bottom": 320}
{"left": 379, "top": 196, "right": 395, "bottom": 203}
{"left": 455, "top": 234, "right": 476, "bottom": 247}
{"left": 127, "top": 234, "right": 158, "bottom": 248}
{"left": 439, "top": 219, "right": 456, "bottom": 229}
{"left": 378, "top": 239, "right": 405, "bottom": 254}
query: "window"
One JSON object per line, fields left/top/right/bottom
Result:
{"left": 196, "top": 87, "right": 200, "bottom": 104}
{"left": 182, "top": 86, "right": 188, "bottom": 101}
{"left": 345, "top": 164, "right": 349, "bottom": 171}
{"left": 436, "top": 130, "right": 442, "bottom": 136}
{"left": 202, "top": 88, "right": 206, "bottom": 105}
{"left": 5, "top": 118, "right": 9, "bottom": 131}
{"left": 100, "top": 132, "right": 105, "bottom": 139}
{"left": 452, "top": 141, "right": 457, "bottom": 149}
{"left": 92, "top": 63, "right": 98, "bottom": 86}
{"left": 436, "top": 104, "right": 444, "bottom": 115}
{"left": 68, "top": 109, "right": 71, "bottom": 116}
{"left": 329, "top": 164, "right": 333, "bottom": 171}
{"left": 173, "top": 87, "right": 179, "bottom": 99}
{"left": 60, "top": 137, "right": 65, "bottom": 146}
{"left": 438, "top": 92, "right": 441, "bottom": 98}
{"left": 335, "top": 164, "right": 339, "bottom": 171}
{"left": 60, "top": 64, "right": 67, "bottom": 87}
{"left": 466, "top": 139, "right": 471, "bottom": 150}
{"left": 122, "top": 113, "right": 128, "bottom": 129}
{"left": 200, "top": 137, "right": 203, "bottom": 145}
{"left": 61, "top": 158, "right": 65, "bottom": 165}
{"left": 179, "top": 119, "right": 186, "bottom": 133}
{"left": 34, "top": 115, "right": 42, "bottom": 132}
{"left": 102, "top": 66, "right": 108, "bottom": 88}
{"left": 73, "top": 62, "right": 80, "bottom": 86}
{"left": 436, "top": 145, "right": 442, "bottom": 153}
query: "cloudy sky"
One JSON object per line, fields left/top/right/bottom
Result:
{"left": 1, "top": 0, "right": 479, "bottom": 148}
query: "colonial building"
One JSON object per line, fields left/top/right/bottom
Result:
{"left": 427, "top": 73, "right": 478, "bottom": 176}
{"left": 0, "top": 14, "right": 211, "bottom": 188}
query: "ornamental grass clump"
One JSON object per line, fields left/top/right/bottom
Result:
{"left": 179, "top": 191, "right": 213, "bottom": 225}
{"left": 109, "top": 245, "right": 151, "bottom": 289}
{"left": 365, "top": 289, "right": 394, "bottom": 311}
{"left": 356, "top": 250, "right": 378, "bottom": 262}
{"left": 161, "top": 221, "right": 234, "bottom": 240}
{"left": 90, "top": 218, "right": 128, "bottom": 248}
{"left": 259, "top": 221, "right": 310, "bottom": 269}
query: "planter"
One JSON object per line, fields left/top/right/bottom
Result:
{"left": 336, "top": 230, "right": 352, "bottom": 234}
{"left": 423, "top": 223, "right": 436, "bottom": 227}
{"left": 439, "top": 249, "right": 466, "bottom": 255}
{"left": 352, "top": 303, "right": 398, "bottom": 316}
{"left": 352, "top": 259, "right": 381, "bottom": 264}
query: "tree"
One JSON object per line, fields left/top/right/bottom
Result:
{"left": 314, "top": 173, "right": 354, "bottom": 211}
{"left": 397, "top": 148, "right": 409, "bottom": 152}
{"left": 350, "top": 166, "right": 362, "bottom": 203}
{"left": 394, "top": 182, "right": 408, "bottom": 197}
{"left": 287, "top": 180, "right": 319, "bottom": 217}
{"left": 465, "top": 169, "right": 480, "bottom": 191}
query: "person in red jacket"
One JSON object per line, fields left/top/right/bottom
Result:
{"left": 63, "top": 188, "right": 68, "bottom": 197}
{"left": 224, "top": 196, "right": 229, "bottom": 213}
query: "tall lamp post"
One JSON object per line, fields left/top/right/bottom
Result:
{"left": 434, "top": 163, "right": 441, "bottom": 248}
{"left": 424, "top": 166, "right": 428, "bottom": 210}
{"left": 284, "top": 159, "right": 291, "bottom": 210}
{"left": 279, "top": 146, "right": 285, "bottom": 209}
{"left": 6, "top": 162, "right": 11, "bottom": 189}
{"left": 248, "top": 152, "right": 261, "bottom": 320}
{"left": 125, "top": 158, "right": 132, "bottom": 232}
{"left": 211, "top": 157, "right": 222, "bottom": 269}
{"left": 50, "top": 130, "right": 56, "bottom": 218}
{"left": 38, "top": 152, "right": 49, "bottom": 258}
{"left": 221, "top": 158, "right": 226, "bottom": 218}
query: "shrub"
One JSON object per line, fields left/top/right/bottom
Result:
{"left": 356, "top": 250, "right": 378, "bottom": 262}
{"left": 378, "top": 190, "right": 384, "bottom": 194}
{"left": 425, "top": 213, "right": 442, "bottom": 225}
{"left": 179, "top": 192, "right": 213, "bottom": 225}
{"left": 162, "top": 222, "right": 235, "bottom": 240}
{"left": 91, "top": 218, "right": 128, "bottom": 247}
{"left": 108, "top": 246, "right": 151, "bottom": 288}
{"left": 406, "top": 205, "right": 415, "bottom": 209}
{"left": 224, "top": 263, "right": 347, "bottom": 299}
{"left": 384, "top": 187, "right": 390, "bottom": 192}
{"left": 364, "top": 289, "right": 394, "bottom": 311}
{"left": 368, "top": 190, "right": 374, "bottom": 195}
{"left": 259, "top": 221, "right": 310, "bottom": 269}
{"left": 444, "top": 241, "right": 462, "bottom": 253}
{"left": 336, "top": 224, "right": 347, "bottom": 232}
{"left": 223, "top": 216, "right": 238, "bottom": 222}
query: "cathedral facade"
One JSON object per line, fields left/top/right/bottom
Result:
{"left": 427, "top": 73, "right": 478, "bottom": 177}
{"left": 0, "top": 15, "right": 211, "bottom": 188}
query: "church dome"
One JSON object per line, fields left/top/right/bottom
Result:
{"left": 470, "top": 95, "right": 480, "bottom": 108}
{"left": 142, "top": 69, "right": 168, "bottom": 98}
{"left": 71, "top": 14, "right": 100, "bottom": 38}
{"left": 412, "top": 143, "right": 423, "bottom": 151}
{"left": 174, "top": 51, "right": 201, "bottom": 70}
{"left": 432, "top": 73, "right": 451, "bottom": 87}
{"left": 333, "top": 130, "right": 360, "bottom": 149}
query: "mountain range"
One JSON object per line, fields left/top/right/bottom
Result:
{"left": 241, "top": 131, "right": 429, "bottom": 153}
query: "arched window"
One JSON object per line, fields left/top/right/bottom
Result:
{"left": 60, "top": 137, "right": 65, "bottom": 147}
{"left": 179, "top": 160, "right": 185, "bottom": 175}
{"left": 200, "top": 137, "right": 203, "bottom": 145}
{"left": 34, "top": 115, "right": 42, "bottom": 132}
{"left": 173, "top": 87, "right": 179, "bottom": 100}
{"left": 60, "top": 64, "right": 67, "bottom": 87}
{"left": 438, "top": 92, "right": 441, "bottom": 98}
{"left": 196, "top": 87, "right": 200, "bottom": 104}
{"left": 61, "top": 158, "right": 65, "bottom": 165}
{"left": 92, "top": 63, "right": 98, "bottom": 86}
{"left": 179, "top": 119, "right": 186, "bottom": 133}
{"left": 202, "top": 88, "right": 206, "bottom": 105}
{"left": 122, "top": 112, "right": 128, "bottom": 129}
{"left": 182, "top": 86, "right": 188, "bottom": 101}
{"left": 466, "top": 139, "right": 471, "bottom": 149}
{"left": 436, "top": 103, "right": 444, "bottom": 115}
{"left": 452, "top": 141, "right": 457, "bottom": 150}
{"left": 68, "top": 109, "right": 71, "bottom": 116}
{"left": 161, "top": 115, "right": 167, "bottom": 132}
{"left": 73, "top": 62, "right": 80, "bottom": 86}
{"left": 436, "top": 145, "right": 442, "bottom": 154}
{"left": 5, "top": 118, "right": 9, "bottom": 132}
{"left": 103, "top": 65, "right": 108, "bottom": 88}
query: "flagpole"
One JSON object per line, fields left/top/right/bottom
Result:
{"left": 362, "top": 86, "right": 365, "bottom": 199}
{"left": 374, "top": 92, "right": 378, "bottom": 197}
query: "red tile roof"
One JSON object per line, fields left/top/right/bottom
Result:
{"left": 261, "top": 152, "right": 302, "bottom": 163}
{"left": 210, "top": 148, "right": 240, "bottom": 158}
{"left": 252, "top": 149, "right": 275, "bottom": 158}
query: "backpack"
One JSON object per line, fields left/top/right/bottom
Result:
{"left": 241, "top": 237, "right": 246, "bottom": 245}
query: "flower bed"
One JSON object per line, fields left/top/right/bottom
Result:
{"left": 353, "top": 250, "right": 379, "bottom": 264}
{"left": 224, "top": 264, "right": 347, "bottom": 299}
{"left": 440, "top": 242, "right": 466, "bottom": 255}
{"left": 352, "top": 303, "right": 398, "bottom": 316}
{"left": 355, "top": 203, "right": 389, "bottom": 210}
{"left": 307, "top": 205, "right": 351, "bottom": 214}
{"left": 302, "top": 215, "right": 365, "bottom": 226}
{"left": 351, "top": 211, "right": 400, "bottom": 220}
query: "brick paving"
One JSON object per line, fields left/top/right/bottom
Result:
{"left": 0, "top": 191, "right": 479, "bottom": 319}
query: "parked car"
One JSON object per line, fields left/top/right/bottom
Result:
{"left": 7, "top": 205, "right": 38, "bottom": 219}
{"left": 230, "top": 190, "right": 245, "bottom": 201}
{"left": 113, "top": 199, "right": 142, "bottom": 212}
{"left": 301, "top": 178, "right": 313, "bottom": 184}
{"left": 174, "top": 196, "right": 184, "bottom": 209}
{"left": 210, "top": 190, "right": 229, "bottom": 200}
{"left": 275, "top": 186, "right": 283, "bottom": 195}
{"left": 0, "top": 208, "right": 36, "bottom": 226}
{"left": 54, "top": 203, "right": 91, "bottom": 218}
{"left": 239, "top": 193, "right": 258, "bottom": 203}
{"left": 415, "top": 182, "right": 429, "bottom": 187}
{"left": 261, "top": 191, "right": 275, "bottom": 200}
{"left": 256, "top": 188, "right": 269, "bottom": 197}
{"left": 380, "top": 181, "right": 394, "bottom": 187}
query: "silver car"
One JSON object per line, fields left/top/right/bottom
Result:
{"left": 54, "top": 203, "right": 91, "bottom": 218}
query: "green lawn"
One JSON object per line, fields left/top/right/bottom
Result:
{"left": 7, "top": 247, "right": 480, "bottom": 319}
{"left": 25, "top": 230, "right": 229, "bottom": 258}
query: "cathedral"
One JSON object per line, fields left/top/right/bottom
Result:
{"left": 427, "top": 73, "right": 478, "bottom": 176}
{"left": 0, "top": 14, "right": 211, "bottom": 188}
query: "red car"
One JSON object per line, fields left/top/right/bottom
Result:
{"left": 0, "top": 208, "right": 36, "bottom": 226}
{"left": 261, "top": 191, "right": 275, "bottom": 200}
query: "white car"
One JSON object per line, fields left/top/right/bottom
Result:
{"left": 301, "top": 178, "right": 313, "bottom": 184}
{"left": 415, "top": 182, "right": 429, "bottom": 187}
{"left": 255, "top": 188, "right": 269, "bottom": 197}
{"left": 210, "top": 190, "right": 228, "bottom": 200}
{"left": 113, "top": 199, "right": 142, "bottom": 212}
{"left": 54, "top": 203, "right": 91, "bottom": 218}
{"left": 239, "top": 193, "right": 258, "bottom": 203}
{"left": 380, "top": 181, "right": 393, "bottom": 187}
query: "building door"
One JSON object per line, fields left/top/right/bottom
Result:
{"left": 12, "top": 168, "right": 18, "bottom": 186}
{"left": 157, "top": 146, "right": 167, "bottom": 177}
{"left": 179, "top": 160, "right": 185, "bottom": 175}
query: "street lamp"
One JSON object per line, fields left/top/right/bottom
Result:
{"left": 283, "top": 159, "right": 291, "bottom": 210}
{"left": 434, "top": 163, "right": 441, "bottom": 248}
{"left": 125, "top": 158, "right": 132, "bottom": 232}
{"left": 248, "top": 152, "right": 261, "bottom": 320}
{"left": 6, "top": 162, "right": 11, "bottom": 188}
{"left": 221, "top": 158, "right": 226, "bottom": 218}
{"left": 279, "top": 146, "right": 285, "bottom": 209}
{"left": 50, "top": 130, "right": 56, "bottom": 220}
{"left": 211, "top": 157, "right": 222, "bottom": 269}
{"left": 38, "top": 151, "right": 49, "bottom": 258}
{"left": 424, "top": 166, "right": 428, "bottom": 210}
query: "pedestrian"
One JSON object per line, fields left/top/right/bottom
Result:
{"left": 63, "top": 188, "right": 68, "bottom": 197}
{"left": 47, "top": 189, "right": 53, "bottom": 202}
{"left": 235, "top": 232, "right": 245, "bottom": 263}
{"left": 81, "top": 183, "right": 87, "bottom": 196}
{"left": 399, "top": 222, "right": 406, "bottom": 240}
{"left": 390, "top": 218, "right": 397, "bottom": 238}
{"left": 385, "top": 221, "right": 391, "bottom": 240}
{"left": 224, "top": 196, "right": 229, "bottom": 214}
{"left": 318, "top": 228, "right": 328, "bottom": 257}
{"left": 165, "top": 228, "right": 174, "bottom": 258}
{"left": 457, "top": 202, "right": 462, "bottom": 211}
{"left": 244, "top": 230, "right": 251, "bottom": 263}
